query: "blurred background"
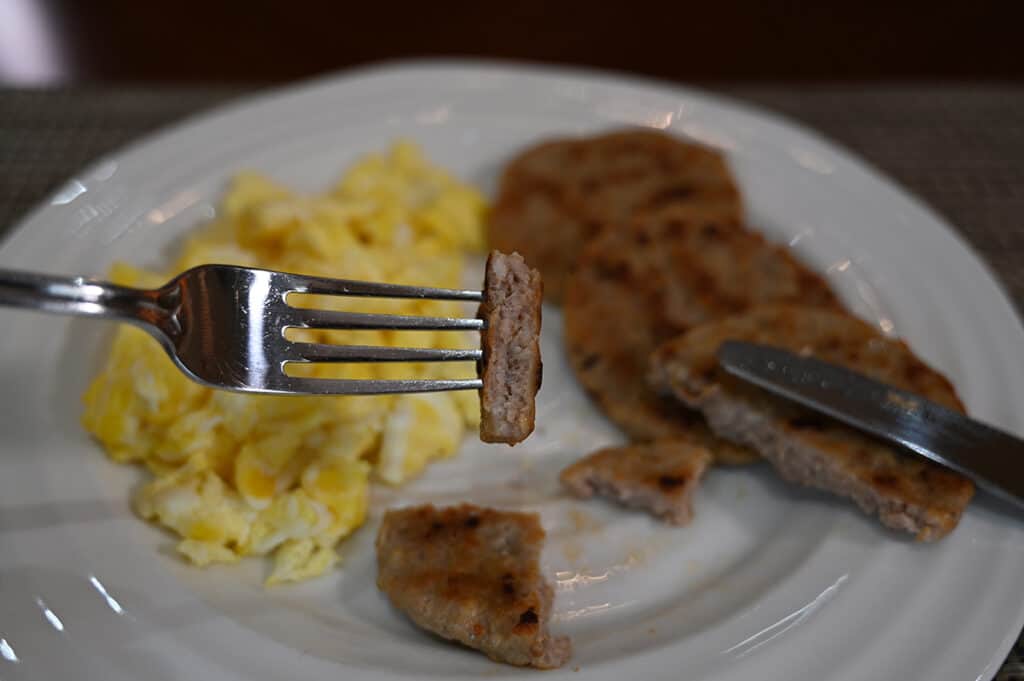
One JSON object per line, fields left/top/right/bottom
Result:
{"left": 2, "top": 0, "right": 1023, "bottom": 85}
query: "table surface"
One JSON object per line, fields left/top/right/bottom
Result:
{"left": 0, "top": 83, "right": 1022, "bottom": 679}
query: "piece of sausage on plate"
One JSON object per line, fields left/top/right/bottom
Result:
{"left": 477, "top": 251, "right": 543, "bottom": 445}
{"left": 648, "top": 304, "right": 975, "bottom": 541}
{"left": 560, "top": 440, "right": 712, "bottom": 525}
{"left": 375, "top": 503, "right": 571, "bottom": 669}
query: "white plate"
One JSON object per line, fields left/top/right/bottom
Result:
{"left": 1, "top": 61, "right": 1023, "bottom": 681}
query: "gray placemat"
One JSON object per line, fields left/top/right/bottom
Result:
{"left": 0, "top": 83, "right": 1022, "bottom": 679}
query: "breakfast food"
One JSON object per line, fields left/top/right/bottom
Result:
{"left": 563, "top": 205, "right": 839, "bottom": 463}
{"left": 560, "top": 441, "right": 712, "bottom": 525}
{"left": 82, "top": 142, "right": 488, "bottom": 584}
{"left": 376, "top": 504, "right": 571, "bottom": 669}
{"left": 489, "top": 129, "right": 743, "bottom": 302}
{"left": 649, "top": 304, "right": 975, "bottom": 540}
{"left": 478, "top": 251, "right": 543, "bottom": 445}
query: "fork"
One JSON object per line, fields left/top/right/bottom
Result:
{"left": 0, "top": 265, "right": 485, "bottom": 395}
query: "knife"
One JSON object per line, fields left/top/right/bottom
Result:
{"left": 717, "top": 340, "right": 1024, "bottom": 511}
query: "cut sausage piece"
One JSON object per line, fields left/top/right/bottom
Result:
{"left": 376, "top": 504, "right": 571, "bottom": 669}
{"left": 649, "top": 304, "right": 975, "bottom": 541}
{"left": 560, "top": 440, "right": 712, "bottom": 525}
{"left": 478, "top": 251, "right": 543, "bottom": 445}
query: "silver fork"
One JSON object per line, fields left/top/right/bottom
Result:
{"left": 0, "top": 265, "right": 485, "bottom": 395}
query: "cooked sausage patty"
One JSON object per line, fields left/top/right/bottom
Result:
{"left": 477, "top": 251, "right": 543, "bottom": 445}
{"left": 560, "top": 440, "right": 712, "bottom": 525}
{"left": 564, "top": 205, "right": 839, "bottom": 462}
{"left": 488, "top": 129, "right": 742, "bottom": 302}
{"left": 376, "top": 504, "right": 571, "bottom": 668}
{"left": 649, "top": 304, "right": 975, "bottom": 541}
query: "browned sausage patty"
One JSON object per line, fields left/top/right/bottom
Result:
{"left": 477, "top": 251, "right": 543, "bottom": 445}
{"left": 560, "top": 440, "right": 712, "bottom": 525}
{"left": 563, "top": 206, "right": 840, "bottom": 463}
{"left": 488, "top": 129, "right": 742, "bottom": 302}
{"left": 376, "top": 504, "right": 570, "bottom": 668}
{"left": 649, "top": 304, "right": 974, "bottom": 541}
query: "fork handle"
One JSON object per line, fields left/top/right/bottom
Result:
{"left": 0, "top": 269, "right": 166, "bottom": 326}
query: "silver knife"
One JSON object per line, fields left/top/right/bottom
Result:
{"left": 717, "top": 340, "right": 1024, "bottom": 511}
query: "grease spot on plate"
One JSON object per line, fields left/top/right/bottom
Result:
{"left": 569, "top": 508, "right": 602, "bottom": 533}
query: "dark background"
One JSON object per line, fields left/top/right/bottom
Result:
{"left": 3, "top": 0, "right": 1023, "bottom": 85}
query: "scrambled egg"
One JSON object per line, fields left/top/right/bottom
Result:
{"left": 82, "top": 142, "right": 486, "bottom": 585}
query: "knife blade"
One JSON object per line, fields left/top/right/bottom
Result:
{"left": 717, "top": 340, "right": 1024, "bottom": 511}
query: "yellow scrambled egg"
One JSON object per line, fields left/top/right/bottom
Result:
{"left": 82, "top": 142, "right": 486, "bottom": 585}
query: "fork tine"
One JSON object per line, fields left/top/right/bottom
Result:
{"left": 278, "top": 377, "right": 483, "bottom": 395}
{"left": 289, "top": 343, "right": 482, "bottom": 363}
{"left": 277, "top": 271, "right": 483, "bottom": 302}
{"left": 287, "top": 309, "right": 485, "bottom": 331}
